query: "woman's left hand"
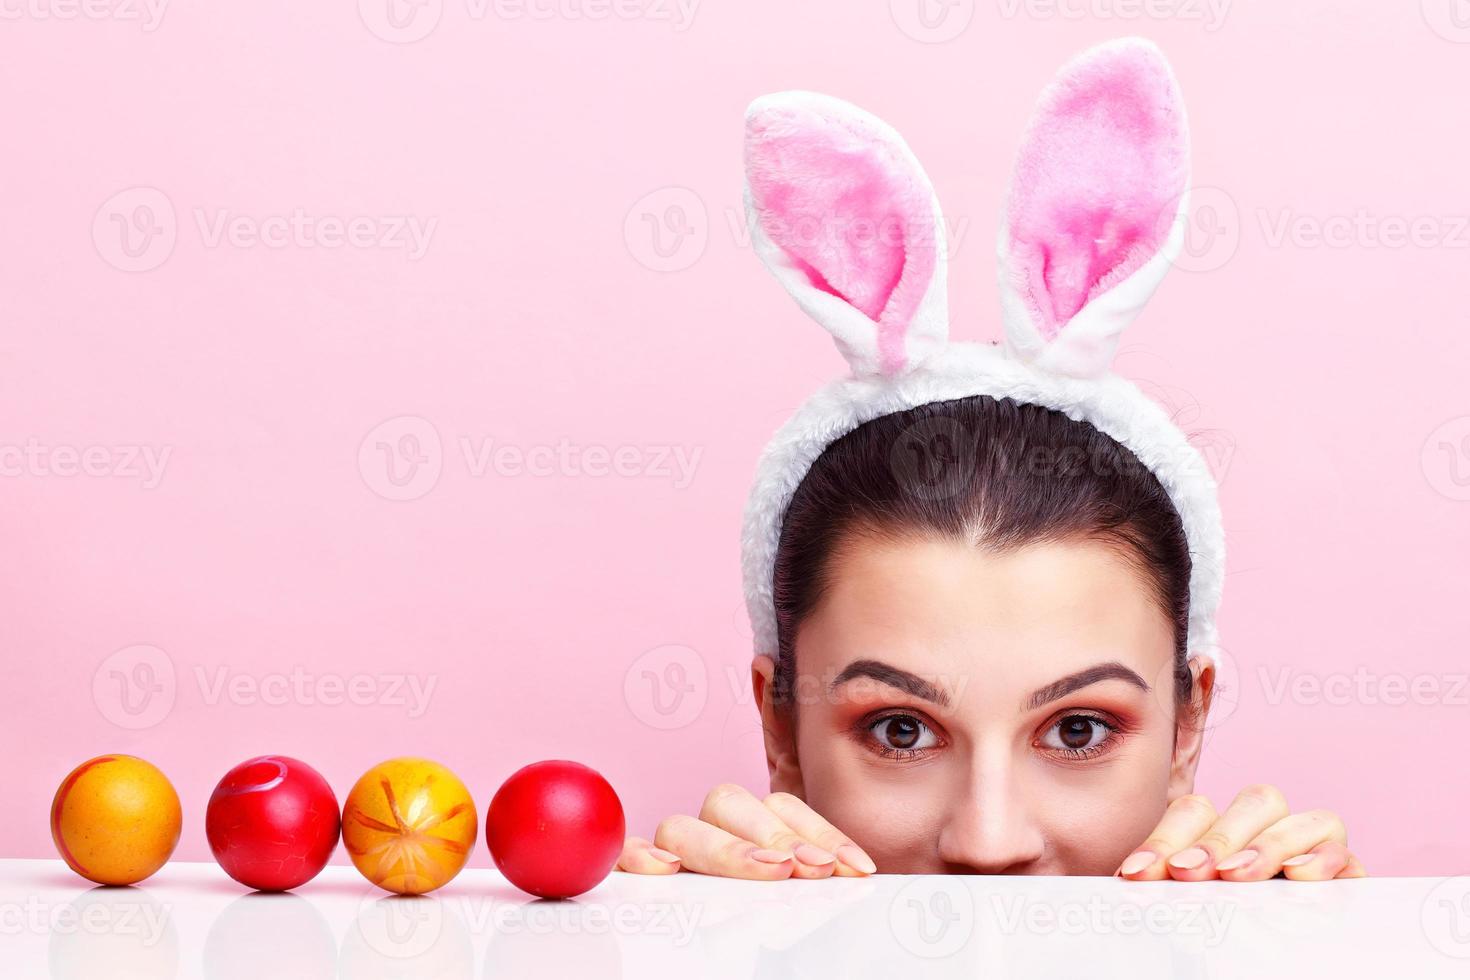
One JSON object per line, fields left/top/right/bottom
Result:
{"left": 1116, "top": 785, "right": 1366, "bottom": 881}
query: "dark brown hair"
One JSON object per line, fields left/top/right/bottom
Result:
{"left": 771, "top": 395, "right": 1196, "bottom": 716}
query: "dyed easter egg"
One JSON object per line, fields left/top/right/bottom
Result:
{"left": 486, "top": 760, "right": 625, "bottom": 899}
{"left": 206, "top": 755, "right": 340, "bottom": 891}
{"left": 51, "top": 755, "right": 182, "bottom": 885}
{"left": 342, "top": 757, "right": 477, "bottom": 895}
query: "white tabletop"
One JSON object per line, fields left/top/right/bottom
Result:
{"left": 2, "top": 859, "right": 1467, "bottom": 978}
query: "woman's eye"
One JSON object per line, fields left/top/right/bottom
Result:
{"left": 869, "top": 714, "right": 938, "bottom": 753}
{"left": 1040, "top": 715, "right": 1113, "bottom": 753}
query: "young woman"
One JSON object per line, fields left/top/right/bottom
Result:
{"left": 620, "top": 39, "right": 1363, "bottom": 882}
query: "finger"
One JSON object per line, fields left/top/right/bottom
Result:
{"left": 1215, "top": 808, "right": 1346, "bottom": 881}
{"left": 653, "top": 813, "right": 796, "bottom": 880}
{"left": 1168, "top": 784, "right": 1290, "bottom": 881}
{"left": 763, "top": 791, "right": 878, "bottom": 876}
{"left": 617, "top": 836, "right": 682, "bottom": 875}
{"left": 1118, "top": 794, "right": 1218, "bottom": 880}
{"left": 1278, "top": 840, "right": 1357, "bottom": 881}
{"left": 699, "top": 784, "right": 835, "bottom": 879}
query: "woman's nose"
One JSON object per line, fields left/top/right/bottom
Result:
{"left": 936, "top": 753, "right": 1047, "bottom": 874}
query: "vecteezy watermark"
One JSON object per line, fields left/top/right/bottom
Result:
{"left": 1421, "top": 0, "right": 1470, "bottom": 43}
{"left": 1422, "top": 876, "right": 1470, "bottom": 958}
{"left": 1422, "top": 416, "right": 1470, "bottom": 502}
{"left": 1257, "top": 666, "right": 1470, "bottom": 708}
{"left": 1163, "top": 186, "right": 1242, "bottom": 273}
{"left": 886, "top": 412, "right": 1227, "bottom": 505}
{"left": 93, "top": 644, "right": 177, "bottom": 730}
{"left": 625, "top": 644, "right": 708, "bottom": 729}
{"left": 459, "top": 436, "right": 701, "bottom": 488}
{"left": 358, "top": 0, "right": 700, "bottom": 43}
{"left": 359, "top": 416, "right": 444, "bottom": 502}
{"left": 0, "top": 0, "right": 170, "bottom": 30}
{"left": 357, "top": 415, "right": 704, "bottom": 502}
{"left": 0, "top": 896, "right": 173, "bottom": 944}
{"left": 624, "top": 187, "right": 976, "bottom": 274}
{"left": 889, "top": 0, "right": 976, "bottom": 43}
{"left": 193, "top": 209, "right": 436, "bottom": 259}
{"left": 990, "top": 895, "right": 1236, "bottom": 945}
{"left": 889, "top": 879, "right": 976, "bottom": 958}
{"left": 93, "top": 186, "right": 437, "bottom": 272}
{"left": 718, "top": 659, "right": 976, "bottom": 715}
{"left": 92, "top": 644, "right": 439, "bottom": 729}
{"left": 467, "top": 896, "right": 702, "bottom": 944}
{"left": 625, "top": 187, "right": 708, "bottom": 273}
{"left": 93, "top": 187, "right": 177, "bottom": 272}
{"left": 1258, "top": 208, "right": 1470, "bottom": 250}
{"left": 194, "top": 665, "right": 438, "bottom": 718}
{"left": 0, "top": 439, "right": 171, "bottom": 488}
{"left": 994, "top": 0, "right": 1232, "bottom": 31}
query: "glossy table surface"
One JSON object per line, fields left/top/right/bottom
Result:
{"left": 3, "top": 859, "right": 1468, "bottom": 978}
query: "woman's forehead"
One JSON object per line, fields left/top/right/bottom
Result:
{"left": 797, "top": 532, "right": 1174, "bottom": 698}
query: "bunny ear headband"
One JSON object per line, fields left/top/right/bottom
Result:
{"left": 740, "top": 37, "right": 1225, "bottom": 663}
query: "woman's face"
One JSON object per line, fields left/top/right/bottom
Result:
{"left": 757, "top": 532, "right": 1210, "bottom": 876}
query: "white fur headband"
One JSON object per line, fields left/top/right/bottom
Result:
{"left": 739, "top": 37, "right": 1225, "bottom": 664}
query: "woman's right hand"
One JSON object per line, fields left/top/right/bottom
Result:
{"left": 616, "top": 783, "right": 879, "bottom": 879}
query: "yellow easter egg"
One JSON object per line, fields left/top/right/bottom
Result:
{"left": 342, "top": 757, "right": 477, "bottom": 894}
{"left": 51, "top": 755, "right": 182, "bottom": 886}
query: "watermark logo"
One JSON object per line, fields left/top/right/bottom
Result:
{"left": 1258, "top": 666, "right": 1469, "bottom": 708}
{"left": 359, "top": 0, "right": 444, "bottom": 43}
{"left": 93, "top": 187, "right": 177, "bottom": 273}
{"left": 94, "top": 188, "right": 436, "bottom": 270}
{"left": 890, "top": 0, "right": 975, "bottom": 43}
{"left": 92, "top": 644, "right": 176, "bottom": 730}
{"left": 1164, "top": 186, "right": 1241, "bottom": 273}
{"left": 1258, "top": 208, "right": 1470, "bottom": 251}
{"left": 0, "top": 440, "right": 171, "bottom": 488}
{"left": 1422, "top": 876, "right": 1470, "bottom": 958}
{"left": 889, "top": 415, "right": 979, "bottom": 503}
{"left": 625, "top": 187, "right": 708, "bottom": 273}
{"left": 1422, "top": 0, "right": 1470, "bottom": 43}
{"left": 359, "top": 415, "right": 444, "bottom": 502}
{"left": 354, "top": 891, "right": 445, "bottom": 959}
{"left": 1150, "top": 644, "right": 1239, "bottom": 735}
{"left": 0, "top": 0, "right": 170, "bottom": 31}
{"left": 92, "top": 645, "right": 439, "bottom": 729}
{"left": 1423, "top": 416, "right": 1470, "bottom": 501}
{"left": 624, "top": 644, "right": 707, "bottom": 729}
{"left": 991, "top": 895, "right": 1235, "bottom": 944}
{"left": 459, "top": 436, "right": 700, "bottom": 487}
{"left": 889, "top": 878, "right": 975, "bottom": 958}
{"left": 995, "top": 0, "right": 1232, "bottom": 31}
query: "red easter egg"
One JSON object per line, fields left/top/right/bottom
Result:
{"left": 487, "top": 760, "right": 625, "bottom": 899}
{"left": 206, "top": 755, "right": 340, "bottom": 891}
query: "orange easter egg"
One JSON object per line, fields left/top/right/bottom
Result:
{"left": 342, "top": 757, "right": 477, "bottom": 895}
{"left": 51, "top": 755, "right": 182, "bottom": 885}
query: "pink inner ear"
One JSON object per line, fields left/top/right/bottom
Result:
{"left": 746, "top": 106, "right": 936, "bottom": 375}
{"left": 1007, "top": 45, "right": 1188, "bottom": 340}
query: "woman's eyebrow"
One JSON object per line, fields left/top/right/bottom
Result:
{"left": 1026, "top": 662, "right": 1150, "bottom": 710}
{"left": 829, "top": 659, "right": 951, "bottom": 708}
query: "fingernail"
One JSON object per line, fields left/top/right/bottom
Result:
{"left": 1282, "top": 853, "right": 1315, "bottom": 867}
{"left": 1119, "top": 851, "right": 1156, "bottom": 876}
{"left": 836, "top": 843, "right": 878, "bottom": 874}
{"left": 649, "top": 847, "right": 681, "bottom": 865}
{"left": 1215, "top": 849, "right": 1258, "bottom": 872}
{"left": 795, "top": 843, "right": 836, "bottom": 866}
{"left": 1168, "top": 847, "right": 1210, "bottom": 870}
{"left": 751, "top": 848, "right": 793, "bottom": 864}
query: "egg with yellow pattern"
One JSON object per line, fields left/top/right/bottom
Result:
{"left": 342, "top": 757, "right": 478, "bottom": 894}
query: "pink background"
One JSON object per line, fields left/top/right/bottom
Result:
{"left": 2, "top": 1, "right": 1468, "bottom": 875}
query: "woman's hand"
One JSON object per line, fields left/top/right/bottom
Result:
{"left": 1116, "top": 785, "right": 1366, "bottom": 881}
{"left": 616, "top": 783, "right": 878, "bottom": 879}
